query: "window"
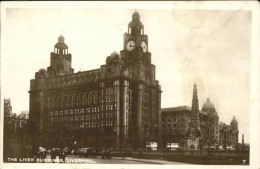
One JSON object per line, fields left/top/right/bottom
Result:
{"left": 75, "top": 109, "right": 79, "bottom": 114}
{"left": 64, "top": 117, "right": 68, "bottom": 121}
{"left": 80, "top": 115, "right": 84, "bottom": 121}
{"left": 86, "top": 108, "right": 90, "bottom": 113}
{"left": 70, "top": 117, "right": 74, "bottom": 121}
{"left": 85, "top": 122, "right": 90, "bottom": 128}
{"left": 75, "top": 116, "right": 79, "bottom": 121}
{"left": 50, "top": 111, "right": 53, "bottom": 116}
{"left": 64, "top": 110, "right": 68, "bottom": 115}
{"left": 50, "top": 118, "right": 53, "bottom": 123}
{"left": 59, "top": 117, "right": 63, "bottom": 122}
{"left": 80, "top": 108, "right": 84, "bottom": 114}
{"left": 54, "top": 111, "right": 58, "bottom": 116}
{"left": 59, "top": 111, "right": 63, "bottom": 116}
{"left": 70, "top": 109, "right": 74, "bottom": 115}
{"left": 80, "top": 123, "right": 84, "bottom": 128}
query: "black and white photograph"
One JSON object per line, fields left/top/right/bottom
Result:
{"left": 1, "top": 1, "right": 260, "bottom": 169}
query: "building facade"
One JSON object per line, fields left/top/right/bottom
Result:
{"left": 161, "top": 84, "right": 238, "bottom": 149}
{"left": 219, "top": 116, "right": 239, "bottom": 149}
{"left": 4, "top": 99, "right": 29, "bottom": 133}
{"left": 161, "top": 106, "right": 191, "bottom": 148}
{"left": 29, "top": 11, "right": 161, "bottom": 152}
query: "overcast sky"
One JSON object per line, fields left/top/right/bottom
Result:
{"left": 1, "top": 2, "right": 253, "bottom": 143}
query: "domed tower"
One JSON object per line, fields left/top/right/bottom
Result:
{"left": 202, "top": 98, "right": 219, "bottom": 145}
{"left": 104, "top": 51, "right": 124, "bottom": 78}
{"left": 47, "top": 35, "right": 74, "bottom": 77}
{"left": 231, "top": 116, "right": 238, "bottom": 130}
{"left": 202, "top": 98, "right": 216, "bottom": 114}
{"left": 121, "top": 11, "right": 151, "bottom": 74}
{"left": 230, "top": 116, "right": 239, "bottom": 144}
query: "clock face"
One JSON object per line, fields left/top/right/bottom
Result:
{"left": 141, "top": 41, "right": 147, "bottom": 52}
{"left": 126, "top": 40, "right": 135, "bottom": 51}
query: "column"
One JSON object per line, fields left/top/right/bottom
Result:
{"left": 137, "top": 83, "right": 143, "bottom": 149}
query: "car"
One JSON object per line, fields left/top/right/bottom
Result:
{"left": 75, "top": 148, "right": 89, "bottom": 157}
{"left": 101, "top": 149, "right": 111, "bottom": 159}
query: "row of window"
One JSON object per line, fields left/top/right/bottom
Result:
{"left": 50, "top": 112, "right": 117, "bottom": 122}
{"left": 49, "top": 121, "right": 117, "bottom": 129}
{"left": 49, "top": 105, "right": 117, "bottom": 116}
{"left": 101, "top": 88, "right": 117, "bottom": 96}
{"left": 101, "top": 96, "right": 117, "bottom": 103}
{"left": 47, "top": 73, "right": 100, "bottom": 89}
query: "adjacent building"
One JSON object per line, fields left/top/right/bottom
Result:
{"left": 219, "top": 117, "right": 239, "bottom": 149}
{"left": 4, "top": 99, "right": 29, "bottom": 133}
{"left": 161, "top": 84, "right": 239, "bottom": 149}
{"left": 29, "top": 11, "right": 162, "bottom": 152}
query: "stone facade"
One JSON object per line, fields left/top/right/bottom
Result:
{"left": 29, "top": 11, "right": 161, "bottom": 153}
{"left": 161, "top": 84, "right": 239, "bottom": 149}
{"left": 4, "top": 99, "right": 29, "bottom": 133}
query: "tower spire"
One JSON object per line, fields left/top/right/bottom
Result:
{"left": 190, "top": 83, "right": 200, "bottom": 131}
{"left": 192, "top": 83, "right": 199, "bottom": 111}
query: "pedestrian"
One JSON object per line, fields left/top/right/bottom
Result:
{"left": 59, "top": 149, "right": 66, "bottom": 163}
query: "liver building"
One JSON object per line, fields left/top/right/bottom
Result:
{"left": 29, "top": 11, "right": 162, "bottom": 153}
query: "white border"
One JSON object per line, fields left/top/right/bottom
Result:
{"left": 1, "top": 1, "right": 260, "bottom": 169}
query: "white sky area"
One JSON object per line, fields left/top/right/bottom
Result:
{"left": 1, "top": 3, "right": 253, "bottom": 144}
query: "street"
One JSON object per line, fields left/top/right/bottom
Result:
{"left": 40, "top": 155, "right": 187, "bottom": 164}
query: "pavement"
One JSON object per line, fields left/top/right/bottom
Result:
{"left": 112, "top": 157, "right": 188, "bottom": 165}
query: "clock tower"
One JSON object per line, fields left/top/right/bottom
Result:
{"left": 121, "top": 11, "right": 150, "bottom": 67}
{"left": 120, "top": 11, "right": 162, "bottom": 150}
{"left": 47, "top": 35, "right": 74, "bottom": 77}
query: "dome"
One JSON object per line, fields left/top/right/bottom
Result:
{"left": 109, "top": 51, "right": 120, "bottom": 59}
{"left": 132, "top": 11, "right": 140, "bottom": 20}
{"left": 202, "top": 98, "right": 216, "bottom": 113}
{"left": 39, "top": 68, "right": 47, "bottom": 73}
{"left": 58, "top": 35, "right": 65, "bottom": 42}
{"left": 133, "top": 11, "right": 140, "bottom": 17}
{"left": 231, "top": 116, "right": 238, "bottom": 124}
{"left": 55, "top": 35, "right": 68, "bottom": 49}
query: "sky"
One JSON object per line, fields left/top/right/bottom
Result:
{"left": 1, "top": 2, "right": 253, "bottom": 143}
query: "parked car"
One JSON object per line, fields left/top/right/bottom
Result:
{"left": 101, "top": 149, "right": 111, "bottom": 159}
{"left": 88, "top": 148, "right": 97, "bottom": 158}
{"left": 75, "top": 148, "right": 89, "bottom": 157}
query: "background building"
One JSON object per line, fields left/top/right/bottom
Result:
{"left": 29, "top": 11, "right": 161, "bottom": 153}
{"left": 161, "top": 84, "right": 238, "bottom": 149}
{"left": 161, "top": 106, "right": 190, "bottom": 148}
{"left": 4, "top": 99, "right": 29, "bottom": 133}
{"left": 219, "top": 116, "right": 239, "bottom": 150}
{"left": 3, "top": 99, "right": 30, "bottom": 160}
